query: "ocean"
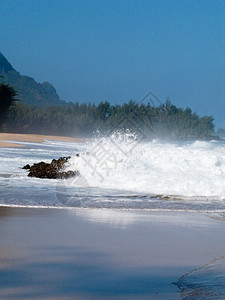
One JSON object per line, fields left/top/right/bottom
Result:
{"left": 0, "top": 133, "right": 225, "bottom": 216}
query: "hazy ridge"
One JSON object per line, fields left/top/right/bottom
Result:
{"left": 0, "top": 52, "right": 64, "bottom": 106}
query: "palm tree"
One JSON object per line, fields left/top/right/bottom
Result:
{"left": 0, "top": 77, "right": 18, "bottom": 124}
{"left": 0, "top": 83, "right": 17, "bottom": 111}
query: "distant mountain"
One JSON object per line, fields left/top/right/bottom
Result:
{"left": 0, "top": 52, "right": 14, "bottom": 73}
{"left": 0, "top": 52, "right": 65, "bottom": 106}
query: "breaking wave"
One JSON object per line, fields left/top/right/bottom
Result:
{"left": 0, "top": 132, "right": 225, "bottom": 212}
{"left": 67, "top": 132, "right": 225, "bottom": 199}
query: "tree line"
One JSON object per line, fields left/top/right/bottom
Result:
{"left": 0, "top": 84, "right": 215, "bottom": 140}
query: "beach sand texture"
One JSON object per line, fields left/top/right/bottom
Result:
{"left": 0, "top": 133, "right": 82, "bottom": 148}
{"left": 0, "top": 208, "right": 224, "bottom": 299}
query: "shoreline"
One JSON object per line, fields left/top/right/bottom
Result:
{"left": 1, "top": 203, "right": 225, "bottom": 214}
{"left": 0, "top": 132, "right": 82, "bottom": 148}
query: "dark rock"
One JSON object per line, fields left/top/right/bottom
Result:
{"left": 56, "top": 170, "right": 79, "bottom": 179}
{"left": 22, "top": 164, "right": 30, "bottom": 170}
{"left": 23, "top": 156, "right": 79, "bottom": 179}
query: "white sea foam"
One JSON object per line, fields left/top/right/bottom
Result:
{"left": 67, "top": 132, "right": 225, "bottom": 199}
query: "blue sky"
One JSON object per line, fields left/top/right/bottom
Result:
{"left": 0, "top": 0, "right": 224, "bottom": 127}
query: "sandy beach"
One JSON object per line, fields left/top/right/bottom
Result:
{"left": 0, "top": 207, "right": 224, "bottom": 299}
{"left": 0, "top": 133, "right": 82, "bottom": 148}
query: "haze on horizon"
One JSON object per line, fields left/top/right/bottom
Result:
{"left": 0, "top": 0, "right": 224, "bottom": 127}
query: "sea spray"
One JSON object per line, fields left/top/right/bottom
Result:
{"left": 66, "top": 132, "right": 225, "bottom": 199}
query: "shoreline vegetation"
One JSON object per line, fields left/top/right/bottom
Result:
{"left": 0, "top": 72, "right": 223, "bottom": 141}
{"left": 0, "top": 100, "right": 219, "bottom": 140}
{"left": 0, "top": 53, "right": 223, "bottom": 141}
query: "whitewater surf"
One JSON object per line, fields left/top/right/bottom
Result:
{"left": 0, "top": 132, "right": 225, "bottom": 216}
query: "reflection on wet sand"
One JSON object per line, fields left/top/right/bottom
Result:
{"left": 72, "top": 209, "right": 137, "bottom": 229}
{"left": 0, "top": 244, "right": 186, "bottom": 299}
{"left": 0, "top": 207, "right": 224, "bottom": 299}
{"left": 0, "top": 207, "right": 14, "bottom": 218}
{"left": 69, "top": 209, "right": 222, "bottom": 229}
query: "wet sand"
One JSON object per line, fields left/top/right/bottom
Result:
{"left": 0, "top": 207, "right": 224, "bottom": 299}
{"left": 0, "top": 133, "right": 82, "bottom": 148}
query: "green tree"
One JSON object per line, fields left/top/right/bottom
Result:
{"left": 2, "top": 97, "right": 216, "bottom": 140}
{"left": 0, "top": 76, "right": 17, "bottom": 122}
